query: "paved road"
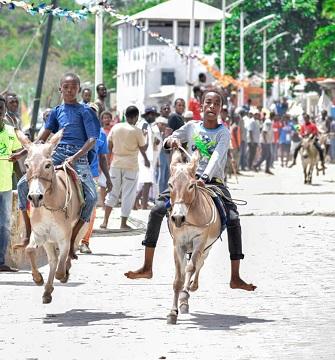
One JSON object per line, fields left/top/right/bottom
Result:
{"left": 1, "top": 165, "right": 334, "bottom": 360}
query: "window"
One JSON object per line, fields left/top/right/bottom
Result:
{"left": 161, "top": 70, "right": 175, "bottom": 86}
{"left": 178, "top": 21, "right": 200, "bottom": 46}
{"left": 148, "top": 21, "right": 173, "bottom": 45}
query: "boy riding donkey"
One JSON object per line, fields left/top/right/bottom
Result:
{"left": 125, "top": 90, "right": 256, "bottom": 292}
{"left": 12, "top": 73, "right": 100, "bottom": 259}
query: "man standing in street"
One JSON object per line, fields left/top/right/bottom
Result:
{"left": 100, "top": 106, "right": 150, "bottom": 229}
{"left": 95, "top": 83, "right": 107, "bottom": 118}
{"left": 254, "top": 115, "right": 274, "bottom": 174}
{"left": 134, "top": 106, "right": 160, "bottom": 210}
{"left": 0, "top": 95, "right": 21, "bottom": 272}
{"left": 247, "top": 111, "right": 260, "bottom": 170}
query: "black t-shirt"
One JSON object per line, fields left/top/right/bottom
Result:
{"left": 168, "top": 113, "right": 184, "bottom": 132}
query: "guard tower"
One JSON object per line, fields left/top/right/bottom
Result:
{"left": 114, "top": 0, "right": 223, "bottom": 112}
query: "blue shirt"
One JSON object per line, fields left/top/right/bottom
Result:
{"left": 45, "top": 103, "right": 100, "bottom": 147}
{"left": 90, "top": 129, "right": 109, "bottom": 177}
{"left": 279, "top": 125, "right": 292, "bottom": 144}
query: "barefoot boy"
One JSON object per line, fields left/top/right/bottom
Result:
{"left": 125, "top": 90, "right": 256, "bottom": 291}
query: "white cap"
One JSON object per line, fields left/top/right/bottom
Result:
{"left": 156, "top": 116, "right": 168, "bottom": 125}
{"left": 184, "top": 110, "right": 194, "bottom": 119}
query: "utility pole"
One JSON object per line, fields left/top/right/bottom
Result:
{"left": 220, "top": 0, "right": 226, "bottom": 74}
{"left": 95, "top": 3, "right": 104, "bottom": 96}
{"left": 239, "top": 11, "right": 244, "bottom": 107}
{"left": 30, "top": 0, "right": 57, "bottom": 140}
{"left": 187, "top": 0, "right": 195, "bottom": 102}
{"left": 263, "top": 29, "right": 267, "bottom": 109}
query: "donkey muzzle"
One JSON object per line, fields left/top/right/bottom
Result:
{"left": 171, "top": 203, "right": 187, "bottom": 227}
{"left": 27, "top": 193, "right": 44, "bottom": 208}
{"left": 171, "top": 215, "right": 186, "bottom": 227}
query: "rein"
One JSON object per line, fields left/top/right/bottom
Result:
{"left": 28, "top": 162, "right": 74, "bottom": 218}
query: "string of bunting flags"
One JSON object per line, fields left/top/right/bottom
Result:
{"left": 0, "top": 0, "right": 246, "bottom": 88}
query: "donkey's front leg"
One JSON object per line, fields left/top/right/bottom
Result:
{"left": 42, "top": 242, "right": 58, "bottom": 304}
{"left": 167, "top": 247, "right": 185, "bottom": 325}
{"left": 26, "top": 233, "right": 44, "bottom": 286}
{"left": 55, "top": 237, "right": 70, "bottom": 282}
{"left": 179, "top": 246, "right": 202, "bottom": 314}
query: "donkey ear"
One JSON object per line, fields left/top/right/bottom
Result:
{"left": 187, "top": 150, "right": 200, "bottom": 176}
{"left": 47, "top": 128, "right": 64, "bottom": 149}
{"left": 170, "top": 149, "right": 182, "bottom": 174}
{"left": 15, "top": 129, "right": 32, "bottom": 150}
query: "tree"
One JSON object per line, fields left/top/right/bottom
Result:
{"left": 204, "top": 0, "right": 323, "bottom": 79}
{"left": 300, "top": 0, "right": 335, "bottom": 77}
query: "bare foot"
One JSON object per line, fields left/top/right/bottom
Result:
{"left": 124, "top": 267, "right": 153, "bottom": 279}
{"left": 120, "top": 224, "right": 132, "bottom": 230}
{"left": 230, "top": 278, "right": 257, "bottom": 291}
{"left": 100, "top": 223, "right": 107, "bottom": 229}
{"left": 13, "top": 237, "right": 30, "bottom": 250}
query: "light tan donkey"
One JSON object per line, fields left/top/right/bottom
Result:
{"left": 167, "top": 150, "right": 221, "bottom": 325}
{"left": 16, "top": 129, "right": 88, "bottom": 304}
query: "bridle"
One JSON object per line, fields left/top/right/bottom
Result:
{"left": 26, "top": 162, "right": 73, "bottom": 218}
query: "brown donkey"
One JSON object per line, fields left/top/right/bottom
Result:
{"left": 16, "top": 129, "right": 87, "bottom": 304}
{"left": 167, "top": 150, "right": 221, "bottom": 324}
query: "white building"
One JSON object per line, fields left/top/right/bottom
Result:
{"left": 114, "top": 0, "right": 223, "bottom": 113}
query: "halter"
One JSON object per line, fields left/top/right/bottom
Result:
{"left": 26, "top": 162, "right": 73, "bottom": 218}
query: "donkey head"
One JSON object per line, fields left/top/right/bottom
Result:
{"left": 301, "top": 135, "right": 314, "bottom": 160}
{"left": 16, "top": 129, "right": 64, "bottom": 207}
{"left": 169, "top": 149, "right": 200, "bottom": 227}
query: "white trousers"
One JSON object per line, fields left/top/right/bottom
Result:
{"left": 105, "top": 167, "right": 138, "bottom": 217}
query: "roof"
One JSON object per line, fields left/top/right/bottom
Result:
{"left": 114, "top": 0, "right": 224, "bottom": 26}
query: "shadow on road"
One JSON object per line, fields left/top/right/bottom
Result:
{"left": 183, "top": 311, "right": 274, "bottom": 331}
{"left": 0, "top": 281, "right": 84, "bottom": 287}
{"left": 36, "top": 309, "right": 138, "bottom": 327}
{"left": 78, "top": 253, "right": 132, "bottom": 257}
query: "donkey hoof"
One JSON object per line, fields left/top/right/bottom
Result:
{"left": 33, "top": 273, "right": 44, "bottom": 286}
{"left": 179, "top": 303, "right": 189, "bottom": 314}
{"left": 60, "top": 271, "right": 70, "bottom": 284}
{"left": 167, "top": 314, "right": 178, "bottom": 325}
{"left": 42, "top": 294, "right": 52, "bottom": 304}
{"left": 55, "top": 271, "right": 65, "bottom": 281}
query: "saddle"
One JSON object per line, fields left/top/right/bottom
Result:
{"left": 204, "top": 184, "right": 227, "bottom": 234}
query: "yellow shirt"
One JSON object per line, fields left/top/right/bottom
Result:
{"left": 108, "top": 122, "right": 145, "bottom": 171}
{"left": 0, "top": 124, "right": 21, "bottom": 191}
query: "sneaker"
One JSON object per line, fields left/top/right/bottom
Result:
{"left": 79, "top": 243, "right": 92, "bottom": 254}
{"left": 0, "top": 264, "right": 18, "bottom": 272}
{"left": 265, "top": 170, "right": 274, "bottom": 175}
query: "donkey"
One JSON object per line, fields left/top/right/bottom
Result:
{"left": 166, "top": 150, "right": 221, "bottom": 325}
{"left": 301, "top": 135, "right": 319, "bottom": 184}
{"left": 16, "top": 129, "right": 88, "bottom": 304}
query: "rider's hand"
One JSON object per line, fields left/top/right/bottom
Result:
{"left": 170, "top": 138, "right": 181, "bottom": 149}
{"left": 144, "top": 159, "right": 150, "bottom": 168}
{"left": 65, "top": 156, "right": 75, "bottom": 166}
{"left": 196, "top": 179, "right": 206, "bottom": 187}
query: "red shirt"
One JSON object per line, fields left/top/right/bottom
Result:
{"left": 272, "top": 120, "right": 283, "bottom": 143}
{"left": 300, "top": 122, "right": 318, "bottom": 136}
{"left": 188, "top": 98, "right": 201, "bottom": 120}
